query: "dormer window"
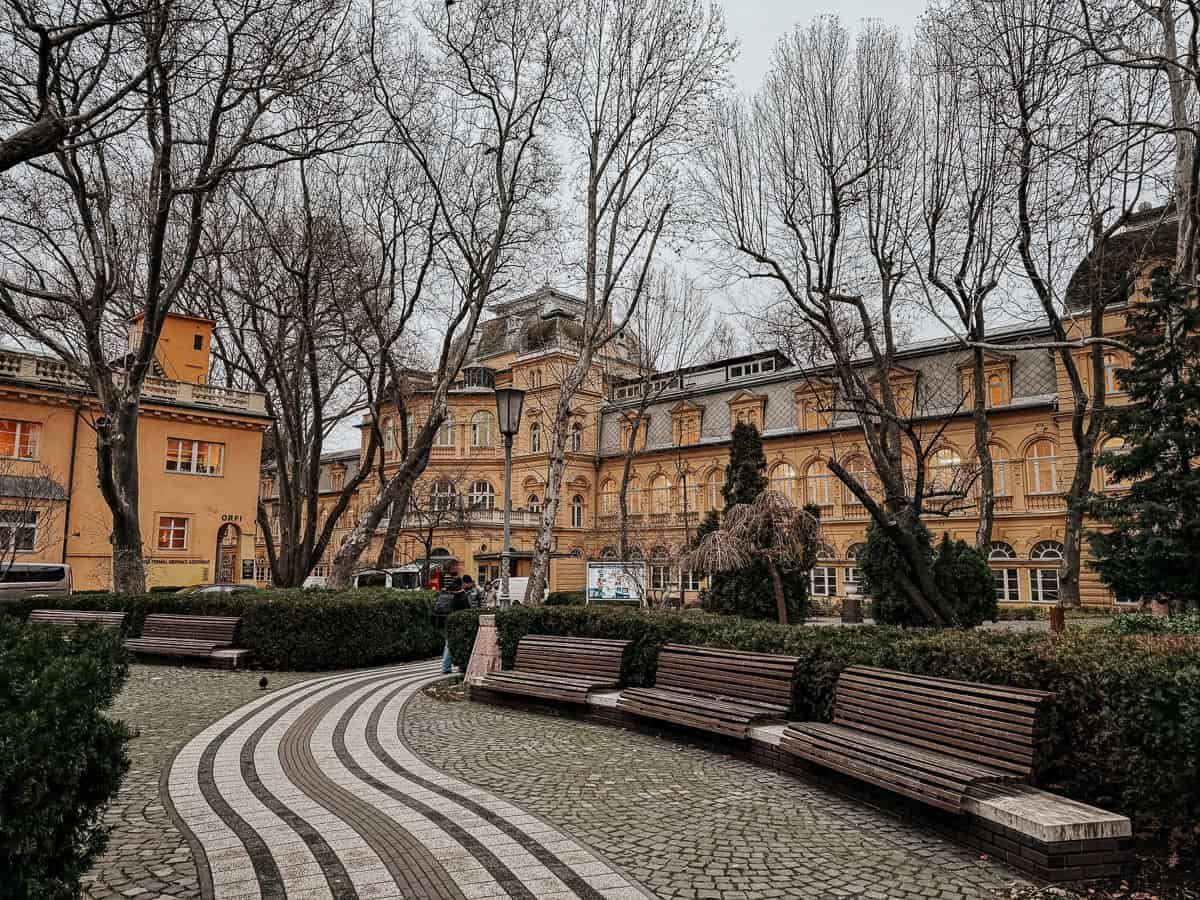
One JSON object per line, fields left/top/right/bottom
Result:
{"left": 728, "top": 357, "right": 775, "bottom": 380}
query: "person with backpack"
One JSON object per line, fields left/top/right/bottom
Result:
{"left": 432, "top": 576, "right": 469, "bottom": 675}
{"left": 461, "top": 574, "right": 483, "bottom": 609}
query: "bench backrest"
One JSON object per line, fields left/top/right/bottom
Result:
{"left": 141, "top": 614, "right": 240, "bottom": 644}
{"left": 655, "top": 644, "right": 799, "bottom": 709}
{"left": 514, "top": 634, "right": 629, "bottom": 681}
{"left": 30, "top": 609, "right": 126, "bottom": 630}
{"left": 833, "top": 665, "right": 1054, "bottom": 777}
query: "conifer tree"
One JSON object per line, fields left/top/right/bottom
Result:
{"left": 1088, "top": 269, "right": 1200, "bottom": 613}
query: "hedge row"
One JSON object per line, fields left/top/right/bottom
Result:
{"left": 1, "top": 618, "right": 131, "bottom": 896}
{"left": 0, "top": 589, "right": 442, "bottom": 671}
{"left": 1103, "top": 612, "right": 1200, "bottom": 635}
{"left": 447, "top": 605, "right": 1200, "bottom": 838}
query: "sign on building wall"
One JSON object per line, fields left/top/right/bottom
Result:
{"left": 586, "top": 561, "right": 645, "bottom": 604}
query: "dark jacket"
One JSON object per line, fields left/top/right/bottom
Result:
{"left": 433, "top": 588, "right": 470, "bottom": 631}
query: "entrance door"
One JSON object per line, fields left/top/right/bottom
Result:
{"left": 215, "top": 523, "right": 241, "bottom": 584}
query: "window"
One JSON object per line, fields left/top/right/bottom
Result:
{"left": 650, "top": 549, "right": 672, "bottom": 591}
{"left": 570, "top": 422, "right": 584, "bottom": 453}
{"left": 600, "top": 546, "right": 618, "bottom": 560}
{"left": 600, "top": 479, "right": 617, "bottom": 515}
{"left": 987, "top": 373, "right": 1006, "bottom": 407}
{"left": 990, "top": 445, "right": 1010, "bottom": 496}
{"left": 531, "top": 369, "right": 543, "bottom": 389}
{"left": 806, "top": 460, "right": 832, "bottom": 507}
{"left": 468, "top": 480, "right": 496, "bottom": 510}
{"left": 627, "top": 477, "right": 643, "bottom": 514}
{"left": 571, "top": 494, "right": 584, "bottom": 528}
{"left": 799, "top": 399, "right": 828, "bottom": 432}
{"left": 193, "top": 333, "right": 204, "bottom": 351}
{"left": 0, "top": 419, "right": 41, "bottom": 460}
{"left": 682, "top": 570, "right": 704, "bottom": 592}
{"left": 1025, "top": 439, "right": 1059, "bottom": 494}
{"left": 1099, "top": 437, "right": 1129, "bottom": 489}
{"left": 165, "top": 438, "right": 225, "bottom": 475}
{"left": 649, "top": 474, "right": 671, "bottom": 514}
{"left": 330, "top": 467, "right": 345, "bottom": 492}
{"left": 844, "top": 542, "right": 865, "bottom": 591}
{"left": 254, "top": 555, "right": 270, "bottom": 583}
{"left": 989, "top": 541, "right": 1020, "bottom": 603}
{"left": 530, "top": 422, "right": 542, "bottom": 453}
{"left": 929, "top": 447, "right": 962, "bottom": 494}
{"left": 157, "top": 516, "right": 188, "bottom": 550}
{"left": 0, "top": 510, "right": 37, "bottom": 553}
{"left": 707, "top": 469, "right": 725, "bottom": 511}
{"left": 770, "top": 462, "right": 798, "bottom": 505}
{"left": 528, "top": 494, "right": 541, "bottom": 514}
{"left": 434, "top": 414, "right": 455, "bottom": 448}
{"left": 471, "top": 411, "right": 495, "bottom": 448}
{"left": 432, "top": 481, "right": 457, "bottom": 512}
{"left": 811, "top": 544, "right": 837, "bottom": 596}
{"left": 673, "top": 415, "right": 700, "bottom": 446}
{"left": 1103, "top": 353, "right": 1123, "bottom": 394}
{"left": 382, "top": 417, "right": 397, "bottom": 454}
{"left": 1030, "top": 540, "right": 1064, "bottom": 603}
{"left": 732, "top": 406, "right": 761, "bottom": 430}
{"left": 728, "top": 358, "right": 775, "bottom": 379}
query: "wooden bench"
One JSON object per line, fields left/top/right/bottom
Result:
{"left": 617, "top": 644, "right": 799, "bottom": 738}
{"left": 29, "top": 609, "right": 127, "bottom": 632}
{"left": 125, "top": 614, "right": 242, "bottom": 660}
{"left": 477, "top": 635, "right": 631, "bottom": 704}
{"left": 779, "top": 665, "right": 1054, "bottom": 812}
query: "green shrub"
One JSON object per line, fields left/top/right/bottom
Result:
{"left": 932, "top": 534, "right": 998, "bottom": 628}
{"left": 1102, "top": 613, "right": 1200, "bottom": 635}
{"left": 462, "top": 605, "right": 1200, "bottom": 838}
{"left": 545, "top": 591, "right": 585, "bottom": 606}
{"left": 860, "top": 520, "right": 933, "bottom": 627}
{"left": 0, "top": 618, "right": 132, "bottom": 897}
{"left": 1, "top": 589, "right": 442, "bottom": 670}
{"left": 701, "top": 561, "right": 809, "bottom": 622}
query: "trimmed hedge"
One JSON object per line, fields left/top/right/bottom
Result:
{"left": 1103, "top": 613, "right": 1200, "bottom": 635}
{"left": 0, "top": 589, "right": 442, "bottom": 671}
{"left": 447, "top": 605, "right": 1200, "bottom": 839}
{"left": 1, "top": 618, "right": 132, "bottom": 897}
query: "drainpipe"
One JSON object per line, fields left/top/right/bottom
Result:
{"left": 61, "top": 405, "right": 81, "bottom": 563}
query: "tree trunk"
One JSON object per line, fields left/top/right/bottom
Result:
{"left": 1059, "top": 448, "right": 1093, "bottom": 609}
{"left": 766, "top": 558, "right": 788, "bottom": 626}
{"left": 0, "top": 115, "right": 69, "bottom": 174}
{"left": 616, "top": 418, "right": 641, "bottom": 559}
{"left": 96, "top": 400, "right": 147, "bottom": 593}
{"left": 376, "top": 496, "right": 405, "bottom": 568}
{"left": 971, "top": 341, "right": 995, "bottom": 549}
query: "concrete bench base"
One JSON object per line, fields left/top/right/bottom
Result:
{"left": 470, "top": 685, "right": 1135, "bottom": 884}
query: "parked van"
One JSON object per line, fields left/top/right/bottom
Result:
{"left": 0, "top": 562, "right": 73, "bottom": 602}
{"left": 352, "top": 566, "right": 426, "bottom": 590}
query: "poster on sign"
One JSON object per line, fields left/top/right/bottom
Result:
{"left": 585, "top": 561, "right": 645, "bottom": 604}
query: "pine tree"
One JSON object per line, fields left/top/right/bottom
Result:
{"left": 700, "top": 423, "right": 809, "bottom": 620}
{"left": 1087, "top": 269, "right": 1200, "bottom": 613}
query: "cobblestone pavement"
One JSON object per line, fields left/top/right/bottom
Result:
{"left": 83, "top": 664, "right": 317, "bottom": 900}
{"left": 403, "top": 692, "right": 1035, "bottom": 900}
{"left": 164, "top": 659, "right": 650, "bottom": 900}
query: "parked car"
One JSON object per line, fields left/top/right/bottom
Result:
{"left": 0, "top": 562, "right": 73, "bottom": 602}
{"left": 175, "top": 583, "right": 257, "bottom": 595}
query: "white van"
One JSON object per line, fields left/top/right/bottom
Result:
{"left": 0, "top": 562, "right": 73, "bottom": 602}
{"left": 352, "top": 566, "right": 426, "bottom": 590}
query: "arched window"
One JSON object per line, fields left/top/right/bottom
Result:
{"left": 649, "top": 545, "right": 672, "bottom": 591}
{"left": 989, "top": 445, "right": 1009, "bottom": 496}
{"left": 806, "top": 459, "right": 832, "bottom": 507}
{"left": 468, "top": 480, "right": 495, "bottom": 510}
{"left": 929, "top": 447, "right": 962, "bottom": 494}
{"left": 987, "top": 373, "right": 1005, "bottom": 407}
{"left": 382, "top": 417, "right": 396, "bottom": 453}
{"left": 571, "top": 494, "right": 584, "bottom": 528}
{"left": 1025, "top": 439, "right": 1059, "bottom": 494}
{"left": 569, "top": 547, "right": 584, "bottom": 558}
{"left": 471, "top": 411, "right": 495, "bottom": 448}
{"left": 989, "top": 541, "right": 1019, "bottom": 603}
{"left": 707, "top": 468, "right": 725, "bottom": 511}
{"left": 570, "top": 422, "right": 584, "bottom": 453}
{"left": 434, "top": 413, "right": 455, "bottom": 448}
{"left": 1099, "top": 436, "right": 1129, "bottom": 489}
{"left": 770, "top": 462, "right": 798, "bottom": 505}
{"left": 841, "top": 457, "right": 871, "bottom": 504}
{"left": 600, "top": 479, "right": 617, "bottom": 515}
{"left": 649, "top": 474, "right": 671, "bottom": 514}
{"left": 431, "top": 546, "right": 451, "bottom": 559}
{"left": 529, "top": 422, "right": 542, "bottom": 453}
{"left": 1029, "top": 540, "right": 1064, "bottom": 603}
{"left": 599, "top": 546, "right": 618, "bottom": 560}
{"left": 432, "top": 481, "right": 456, "bottom": 512}
{"left": 1103, "top": 352, "right": 1123, "bottom": 394}
{"left": 528, "top": 494, "right": 541, "bottom": 514}
{"left": 811, "top": 542, "right": 837, "bottom": 597}
{"left": 532, "top": 369, "right": 543, "bottom": 388}
{"left": 627, "top": 476, "right": 642, "bottom": 515}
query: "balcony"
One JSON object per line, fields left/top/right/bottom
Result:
{"left": 0, "top": 348, "right": 268, "bottom": 415}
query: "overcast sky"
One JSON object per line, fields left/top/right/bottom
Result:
{"left": 719, "top": 0, "right": 927, "bottom": 95}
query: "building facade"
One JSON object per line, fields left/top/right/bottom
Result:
{"left": 263, "top": 218, "right": 1168, "bottom": 608}
{"left": 0, "top": 313, "right": 270, "bottom": 589}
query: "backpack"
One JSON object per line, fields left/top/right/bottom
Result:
{"left": 433, "top": 591, "right": 456, "bottom": 618}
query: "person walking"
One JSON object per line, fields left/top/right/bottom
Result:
{"left": 432, "top": 576, "right": 469, "bottom": 675}
{"left": 461, "top": 574, "right": 483, "bottom": 609}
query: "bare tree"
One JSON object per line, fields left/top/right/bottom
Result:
{"left": 0, "top": 0, "right": 150, "bottom": 172}
{"left": 0, "top": 0, "right": 362, "bottom": 590}
{"left": 523, "top": 0, "right": 733, "bottom": 603}
{"left": 0, "top": 456, "right": 65, "bottom": 577}
{"left": 325, "top": 0, "right": 570, "bottom": 587}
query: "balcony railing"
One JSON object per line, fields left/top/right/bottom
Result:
{"left": 0, "top": 348, "right": 268, "bottom": 415}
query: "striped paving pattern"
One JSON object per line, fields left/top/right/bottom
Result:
{"left": 166, "top": 660, "right": 650, "bottom": 900}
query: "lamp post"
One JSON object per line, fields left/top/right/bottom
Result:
{"left": 494, "top": 387, "right": 525, "bottom": 607}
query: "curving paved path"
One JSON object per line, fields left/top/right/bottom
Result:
{"left": 166, "top": 659, "right": 651, "bottom": 900}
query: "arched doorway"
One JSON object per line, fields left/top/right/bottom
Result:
{"left": 215, "top": 522, "right": 241, "bottom": 584}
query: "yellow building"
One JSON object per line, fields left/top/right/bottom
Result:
{"left": 0, "top": 313, "right": 270, "bottom": 589}
{"left": 264, "top": 229, "right": 1165, "bottom": 609}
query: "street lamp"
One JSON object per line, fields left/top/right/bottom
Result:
{"left": 494, "top": 387, "right": 525, "bottom": 607}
